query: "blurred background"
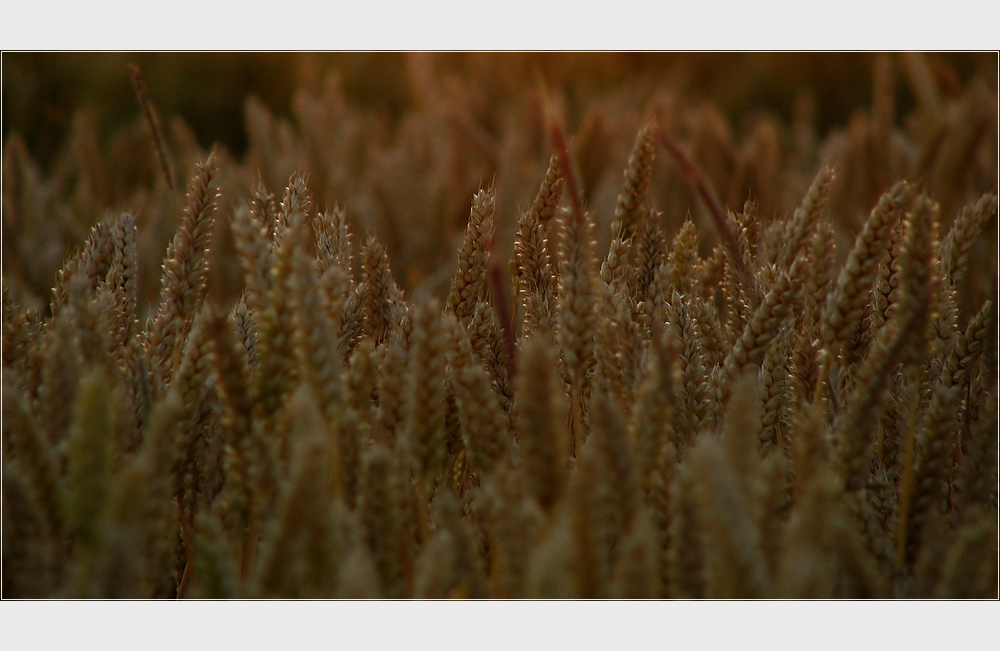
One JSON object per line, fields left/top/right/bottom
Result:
{"left": 5, "top": 52, "right": 996, "bottom": 172}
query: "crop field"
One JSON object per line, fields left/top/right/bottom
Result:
{"left": 2, "top": 52, "right": 997, "bottom": 599}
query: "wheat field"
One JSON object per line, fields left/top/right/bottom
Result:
{"left": 2, "top": 52, "right": 997, "bottom": 599}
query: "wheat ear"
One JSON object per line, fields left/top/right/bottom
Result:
{"left": 358, "top": 444, "right": 411, "bottom": 598}
{"left": 447, "top": 188, "right": 496, "bottom": 323}
{"left": 63, "top": 372, "right": 114, "bottom": 595}
{"left": 514, "top": 332, "right": 568, "bottom": 512}
{"left": 667, "top": 456, "right": 706, "bottom": 598}
{"left": 289, "top": 214, "right": 344, "bottom": 427}
{"left": 205, "top": 306, "right": 256, "bottom": 577}
{"left": 664, "top": 295, "right": 710, "bottom": 446}
{"left": 229, "top": 204, "right": 273, "bottom": 327}
{"left": 687, "top": 434, "right": 772, "bottom": 598}
{"left": 939, "top": 190, "right": 998, "bottom": 291}
{"left": 51, "top": 218, "right": 114, "bottom": 317}
{"left": 629, "top": 211, "right": 667, "bottom": 322}
{"left": 403, "top": 298, "right": 449, "bottom": 500}
{"left": 482, "top": 466, "right": 547, "bottom": 598}
{"left": 314, "top": 203, "right": 353, "bottom": 277}
{"left": 36, "top": 297, "right": 84, "bottom": 447}
{"left": 512, "top": 206, "right": 558, "bottom": 338}
{"left": 253, "top": 385, "right": 339, "bottom": 598}
{"left": 601, "top": 123, "right": 657, "bottom": 295}
{"left": 835, "top": 301, "right": 925, "bottom": 490}
{"left": 565, "top": 428, "right": 615, "bottom": 598}
{"left": 820, "top": 180, "right": 912, "bottom": 350}
{"left": 145, "top": 157, "right": 219, "bottom": 396}
{"left": 359, "top": 236, "right": 405, "bottom": 345}
{"left": 777, "top": 165, "right": 835, "bottom": 270}
{"left": 3, "top": 377, "right": 61, "bottom": 543}
{"left": 252, "top": 176, "right": 311, "bottom": 423}
{"left": 722, "top": 259, "right": 804, "bottom": 389}
{"left": 375, "top": 331, "right": 409, "bottom": 448}
{"left": 628, "top": 321, "right": 675, "bottom": 496}
{"left": 448, "top": 320, "right": 510, "bottom": 478}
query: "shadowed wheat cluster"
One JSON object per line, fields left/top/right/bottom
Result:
{"left": 2, "top": 52, "right": 997, "bottom": 599}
